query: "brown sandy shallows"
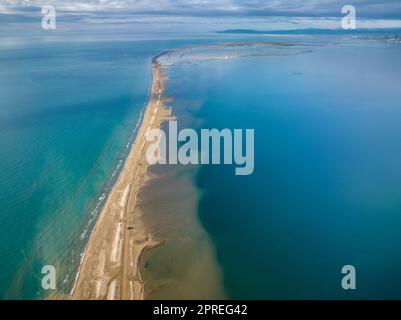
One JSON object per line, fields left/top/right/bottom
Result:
{"left": 71, "top": 61, "right": 173, "bottom": 300}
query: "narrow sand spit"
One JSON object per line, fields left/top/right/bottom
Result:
{"left": 71, "top": 62, "right": 173, "bottom": 300}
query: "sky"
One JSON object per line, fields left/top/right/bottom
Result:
{"left": 1, "top": 0, "right": 401, "bottom": 19}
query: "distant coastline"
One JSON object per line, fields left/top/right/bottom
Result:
{"left": 219, "top": 27, "right": 401, "bottom": 36}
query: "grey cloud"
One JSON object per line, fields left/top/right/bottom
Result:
{"left": 2, "top": 0, "right": 401, "bottom": 18}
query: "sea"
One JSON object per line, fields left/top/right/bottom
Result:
{"left": 1, "top": 15, "right": 401, "bottom": 299}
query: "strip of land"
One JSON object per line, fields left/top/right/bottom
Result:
{"left": 71, "top": 61, "right": 173, "bottom": 300}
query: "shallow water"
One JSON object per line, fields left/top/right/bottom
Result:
{"left": 138, "top": 97, "right": 226, "bottom": 300}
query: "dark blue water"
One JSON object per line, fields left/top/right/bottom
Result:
{"left": 166, "top": 39, "right": 401, "bottom": 299}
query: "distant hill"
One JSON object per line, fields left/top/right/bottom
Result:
{"left": 219, "top": 28, "right": 401, "bottom": 36}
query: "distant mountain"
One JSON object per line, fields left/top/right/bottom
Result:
{"left": 219, "top": 28, "right": 401, "bottom": 36}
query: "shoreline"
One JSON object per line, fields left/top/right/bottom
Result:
{"left": 71, "top": 60, "right": 173, "bottom": 300}
{"left": 68, "top": 42, "right": 277, "bottom": 300}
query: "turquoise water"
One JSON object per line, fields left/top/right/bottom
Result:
{"left": 0, "top": 39, "right": 158, "bottom": 298}
{"left": 165, "top": 39, "right": 401, "bottom": 299}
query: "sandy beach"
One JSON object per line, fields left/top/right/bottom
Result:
{"left": 71, "top": 60, "right": 173, "bottom": 300}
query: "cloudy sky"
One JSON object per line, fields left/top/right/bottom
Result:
{"left": 1, "top": 0, "right": 401, "bottom": 18}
